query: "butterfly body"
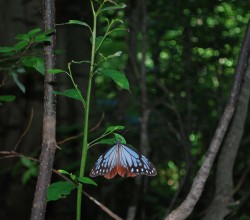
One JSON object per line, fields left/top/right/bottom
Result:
{"left": 90, "top": 140, "right": 157, "bottom": 179}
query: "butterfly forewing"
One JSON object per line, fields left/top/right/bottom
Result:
{"left": 119, "top": 144, "right": 157, "bottom": 176}
{"left": 89, "top": 145, "right": 117, "bottom": 177}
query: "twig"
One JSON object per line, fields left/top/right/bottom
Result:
{"left": 0, "top": 150, "right": 123, "bottom": 220}
{"left": 14, "top": 108, "right": 34, "bottom": 151}
{"left": 57, "top": 113, "right": 105, "bottom": 145}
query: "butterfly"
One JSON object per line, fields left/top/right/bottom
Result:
{"left": 89, "top": 139, "right": 157, "bottom": 179}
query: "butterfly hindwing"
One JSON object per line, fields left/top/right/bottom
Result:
{"left": 119, "top": 144, "right": 157, "bottom": 177}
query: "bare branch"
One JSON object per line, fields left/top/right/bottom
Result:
{"left": 165, "top": 20, "right": 250, "bottom": 220}
{"left": 14, "top": 108, "right": 34, "bottom": 151}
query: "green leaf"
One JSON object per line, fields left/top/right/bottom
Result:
{"left": 28, "top": 28, "right": 42, "bottom": 37}
{"left": 14, "top": 40, "right": 29, "bottom": 50}
{"left": 58, "top": 169, "right": 70, "bottom": 175}
{"left": 47, "top": 181, "right": 76, "bottom": 202}
{"left": 105, "top": 125, "right": 125, "bottom": 133}
{"left": 66, "top": 20, "right": 91, "bottom": 30}
{"left": 0, "top": 95, "right": 16, "bottom": 102}
{"left": 20, "top": 156, "right": 32, "bottom": 168}
{"left": 77, "top": 177, "right": 97, "bottom": 186}
{"left": 34, "top": 29, "right": 54, "bottom": 43}
{"left": 22, "top": 56, "right": 44, "bottom": 75}
{"left": 22, "top": 167, "right": 37, "bottom": 184}
{"left": 95, "top": 138, "right": 116, "bottom": 145}
{"left": 0, "top": 47, "right": 15, "bottom": 53}
{"left": 107, "top": 51, "right": 122, "bottom": 59}
{"left": 15, "top": 34, "right": 30, "bottom": 41}
{"left": 48, "top": 69, "right": 67, "bottom": 74}
{"left": 90, "top": 36, "right": 111, "bottom": 51}
{"left": 99, "top": 69, "right": 130, "bottom": 91}
{"left": 53, "top": 89, "right": 83, "bottom": 101}
{"left": 99, "top": 3, "right": 126, "bottom": 13}
{"left": 114, "top": 133, "right": 126, "bottom": 144}
{"left": 11, "top": 72, "right": 25, "bottom": 93}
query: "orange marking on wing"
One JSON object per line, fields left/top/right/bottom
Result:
{"left": 117, "top": 165, "right": 136, "bottom": 178}
{"left": 104, "top": 167, "right": 117, "bottom": 179}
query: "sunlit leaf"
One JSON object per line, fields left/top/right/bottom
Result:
{"left": 113, "top": 133, "right": 126, "bottom": 144}
{"left": 47, "top": 181, "right": 76, "bottom": 202}
{"left": 105, "top": 125, "right": 125, "bottom": 133}
{"left": 58, "top": 169, "right": 70, "bottom": 175}
{"left": 107, "top": 51, "right": 122, "bottom": 59}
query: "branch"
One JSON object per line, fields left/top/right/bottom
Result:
{"left": 0, "top": 150, "right": 123, "bottom": 220}
{"left": 165, "top": 20, "right": 250, "bottom": 220}
{"left": 14, "top": 108, "right": 34, "bottom": 151}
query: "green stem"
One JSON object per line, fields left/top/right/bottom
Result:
{"left": 76, "top": 1, "right": 97, "bottom": 220}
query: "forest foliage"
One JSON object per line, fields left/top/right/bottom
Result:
{"left": 1, "top": 0, "right": 250, "bottom": 219}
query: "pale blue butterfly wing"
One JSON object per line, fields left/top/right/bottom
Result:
{"left": 89, "top": 141, "right": 157, "bottom": 179}
{"left": 119, "top": 144, "right": 157, "bottom": 176}
{"left": 89, "top": 145, "right": 118, "bottom": 178}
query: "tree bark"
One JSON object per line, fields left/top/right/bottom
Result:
{"left": 202, "top": 27, "right": 250, "bottom": 220}
{"left": 165, "top": 20, "right": 250, "bottom": 220}
{"left": 30, "top": 0, "right": 56, "bottom": 219}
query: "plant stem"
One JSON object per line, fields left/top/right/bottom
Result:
{"left": 76, "top": 1, "right": 97, "bottom": 220}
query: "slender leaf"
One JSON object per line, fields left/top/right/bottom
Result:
{"left": 100, "top": 69, "right": 130, "bottom": 91}
{"left": 48, "top": 69, "right": 67, "bottom": 74}
{"left": 15, "top": 34, "right": 30, "bottom": 41}
{"left": 99, "top": 3, "right": 126, "bottom": 13}
{"left": 47, "top": 181, "right": 76, "bottom": 202}
{"left": 14, "top": 40, "right": 29, "bottom": 51}
{"left": 105, "top": 125, "right": 125, "bottom": 133}
{"left": 95, "top": 138, "right": 116, "bottom": 145}
{"left": 107, "top": 51, "right": 122, "bottom": 59}
{"left": 11, "top": 72, "right": 25, "bottom": 93}
{"left": 58, "top": 169, "right": 70, "bottom": 175}
{"left": 0, "top": 47, "right": 15, "bottom": 53}
{"left": 77, "top": 177, "right": 97, "bottom": 186}
{"left": 0, "top": 95, "right": 16, "bottom": 102}
{"left": 53, "top": 89, "right": 84, "bottom": 102}
{"left": 28, "top": 28, "right": 42, "bottom": 37}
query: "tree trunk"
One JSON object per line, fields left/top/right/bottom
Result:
{"left": 202, "top": 33, "right": 250, "bottom": 220}
{"left": 30, "top": 0, "right": 56, "bottom": 219}
{"left": 165, "top": 20, "right": 250, "bottom": 220}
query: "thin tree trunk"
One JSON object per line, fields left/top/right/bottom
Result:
{"left": 30, "top": 0, "right": 56, "bottom": 219}
{"left": 202, "top": 29, "right": 250, "bottom": 220}
{"left": 165, "top": 20, "right": 250, "bottom": 220}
